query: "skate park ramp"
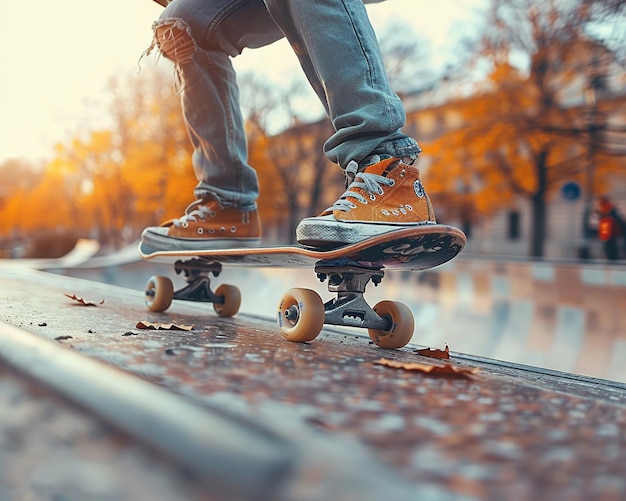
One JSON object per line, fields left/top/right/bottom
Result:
{"left": 1, "top": 239, "right": 100, "bottom": 270}
{"left": 391, "top": 259, "right": 626, "bottom": 383}
{"left": 59, "top": 249, "right": 626, "bottom": 384}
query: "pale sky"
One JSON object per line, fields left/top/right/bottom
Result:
{"left": 0, "top": 0, "right": 487, "bottom": 164}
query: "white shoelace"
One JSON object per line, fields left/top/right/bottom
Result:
{"left": 171, "top": 200, "right": 215, "bottom": 227}
{"left": 326, "top": 172, "right": 395, "bottom": 213}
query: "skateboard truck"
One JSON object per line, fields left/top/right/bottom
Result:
{"left": 172, "top": 258, "right": 223, "bottom": 304}
{"left": 315, "top": 263, "right": 391, "bottom": 331}
{"left": 144, "top": 258, "right": 242, "bottom": 317}
{"left": 277, "top": 260, "right": 414, "bottom": 348}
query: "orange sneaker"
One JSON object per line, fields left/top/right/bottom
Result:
{"left": 296, "top": 157, "right": 436, "bottom": 247}
{"left": 141, "top": 198, "right": 261, "bottom": 251}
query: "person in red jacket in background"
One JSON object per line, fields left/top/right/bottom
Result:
{"left": 596, "top": 196, "right": 626, "bottom": 261}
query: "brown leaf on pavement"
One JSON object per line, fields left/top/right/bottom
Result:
{"left": 374, "top": 358, "right": 479, "bottom": 378}
{"left": 416, "top": 344, "right": 450, "bottom": 360}
{"left": 136, "top": 320, "right": 194, "bottom": 331}
{"left": 64, "top": 293, "right": 105, "bottom": 306}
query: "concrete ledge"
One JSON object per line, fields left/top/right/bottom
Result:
{"left": 0, "top": 321, "right": 296, "bottom": 499}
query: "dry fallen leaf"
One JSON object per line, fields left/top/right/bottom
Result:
{"left": 416, "top": 344, "right": 450, "bottom": 360}
{"left": 64, "top": 293, "right": 105, "bottom": 306}
{"left": 136, "top": 321, "right": 194, "bottom": 331}
{"left": 374, "top": 358, "right": 479, "bottom": 378}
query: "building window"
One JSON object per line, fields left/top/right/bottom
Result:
{"left": 508, "top": 211, "right": 520, "bottom": 240}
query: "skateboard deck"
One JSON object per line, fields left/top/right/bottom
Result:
{"left": 139, "top": 225, "right": 466, "bottom": 350}
{"left": 139, "top": 224, "right": 465, "bottom": 271}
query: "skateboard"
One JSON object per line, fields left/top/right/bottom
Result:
{"left": 139, "top": 224, "right": 466, "bottom": 349}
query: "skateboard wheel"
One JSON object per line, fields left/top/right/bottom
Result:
{"left": 277, "top": 288, "right": 324, "bottom": 342}
{"left": 368, "top": 300, "right": 414, "bottom": 349}
{"left": 145, "top": 275, "right": 174, "bottom": 312}
{"left": 213, "top": 284, "right": 241, "bottom": 317}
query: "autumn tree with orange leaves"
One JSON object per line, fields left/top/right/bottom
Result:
{"left": 0, "top": 67, "right": 196, "bottom": 251}
{"left": 425, "top": 0, "right": 626, "bottom": 257}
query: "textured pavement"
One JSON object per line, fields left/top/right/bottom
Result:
{"left": 1, "top": 265, "right": 625, "bottom": 500}
{"left": 62, "top": 256, "right": 626, "bottom": 382}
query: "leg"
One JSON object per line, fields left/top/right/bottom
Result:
{"left": 263, "top": 0, "right": 420, "bottom": 169}
{"left": 262, "top": 0, "right": 434, "bottom": 247}
{"left": 141, "top": 0, "right": 284, "bottom": 251}
{"left": 151, "top": 0, "right": 283, "bottom": 209}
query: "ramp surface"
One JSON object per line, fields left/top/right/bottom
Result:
{"left": 0, "top": 266, "right": 624, "bottom": 500}
{"left": 60, "top": 248, "right": 626, "bottom": 382}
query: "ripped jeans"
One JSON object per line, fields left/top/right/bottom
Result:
{"left": 149, "top": 0, "right": 421, "bottom": 210}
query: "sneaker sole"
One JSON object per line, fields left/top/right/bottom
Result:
{"left": 141, "top": 228, "right": 261, "bottom": 252}
{"left": 296, "top": 219, "right": 437, "bottom": 248}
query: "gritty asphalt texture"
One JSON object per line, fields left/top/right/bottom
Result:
{"left": 1, "top": 266, "right": 625, "bottom": 500}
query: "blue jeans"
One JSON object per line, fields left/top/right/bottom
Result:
{"left": 152, "top": 0, "right": 420, "bottom": 210}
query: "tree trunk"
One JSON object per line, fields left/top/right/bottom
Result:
{"left": 530, "top": 150, "right": 549, "bottom": 258}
